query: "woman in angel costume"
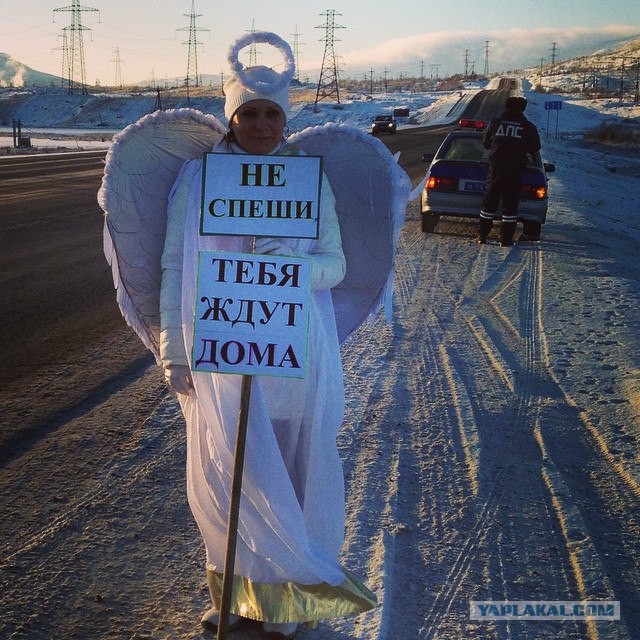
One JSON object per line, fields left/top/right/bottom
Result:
{"left": 100, "top": 31, "right": 411, "bottom": 639}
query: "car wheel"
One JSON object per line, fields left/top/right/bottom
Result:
{"left": 522, "top": 220, "right": 542, "bottom": 240}
{"left": 421, "top": 213, "right": 439, "bottom": 233}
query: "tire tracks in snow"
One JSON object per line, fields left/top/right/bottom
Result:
{"left": 448, "top": 240, "right": 633, "bottom": 638}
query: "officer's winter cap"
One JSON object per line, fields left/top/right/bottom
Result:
{"left": 506, "top": 96, "right": 527, "bottom": 113}
{"left": 224, "top": 31, "right": 295, "bottom": 122}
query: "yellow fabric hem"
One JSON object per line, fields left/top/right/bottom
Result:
{"left": 206, "top": 568, "right": 377, "bottom": 624}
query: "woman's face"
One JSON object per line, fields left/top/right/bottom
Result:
{"left": 230, "top": 99, "right": 286, "bottom": 154}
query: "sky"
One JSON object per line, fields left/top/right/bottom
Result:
{"left": 1, "top": 0, "right": 639, "bottom": 87}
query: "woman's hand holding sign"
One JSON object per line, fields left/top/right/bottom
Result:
{"left": 254, "top": 237, "right": 301, "bottom": 257}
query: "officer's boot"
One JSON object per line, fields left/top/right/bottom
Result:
{"left": 477, "top": 215, "right": 493, "bottom": 243}
{"left": 500, "top": 221, "right": 516, "bottom": 247}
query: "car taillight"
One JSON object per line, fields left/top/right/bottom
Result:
{"left": 427, "top": 176, "right": 458, "bottom": 191}
{"left": 458, "top": 119, "right": 487, "bottom": 130}
{"left": 522, "top": 184, "right": 547, "bottom": 199}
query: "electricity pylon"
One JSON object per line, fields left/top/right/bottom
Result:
{"left": 52, "top": 31, "right": 69, "bottom": 89}
{"left": 111, "top": 47, "right": 124, "bottom": 88}
{"left": 248, "top": 20, "right": 258, "bottom": 66}
{"left": 291, "top": 26, "right": 304, "bottom": 83}
{"left": 484, "top": 41, "right": 490, "bottom": 77}
{"left": 176, "top": 0, "right": 209, "bottom": 101}
{"left": 53, "top": 0, "right": 99, "bottom": 95}
{"left": 315, "top": 10, "right": 344, "bottom": 105}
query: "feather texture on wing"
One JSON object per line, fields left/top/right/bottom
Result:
{"left": 98, "top": 108, "right": 225, "bottom": 361}
{"left": 288, "top": 123, "right": 411, "bottom": 343}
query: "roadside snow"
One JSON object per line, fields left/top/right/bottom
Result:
{"left": 0, "top": 87, "right": 473, "bottom": 152}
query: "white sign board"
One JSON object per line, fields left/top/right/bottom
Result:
{"left": 200, "top": 153, "right": 322, "bottom": 238}
{"left": 192, "top": 250, "right": 312, "bottom": 378}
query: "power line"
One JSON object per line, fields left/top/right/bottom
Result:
{"left": 315, "top": 9, "right": 344, "bottom": 106}
{"left": 53, "top": 0, "right": 99, "bottom": 94}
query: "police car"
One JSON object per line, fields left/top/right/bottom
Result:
{"left": 420, "top": 119, "right": 555, "bottom": 238}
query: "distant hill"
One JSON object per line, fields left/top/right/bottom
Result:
{"left": 551, "top": 36, "right": 640, "bottom": 73}
{"left": 522, "top": 35, "right": 640, "bottom": 95}
{"left": 0, "top": 53, "right": 61, "bottom": 88}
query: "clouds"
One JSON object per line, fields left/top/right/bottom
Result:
{"left": 328, "top": 24, "right": 640, "bottom": 77}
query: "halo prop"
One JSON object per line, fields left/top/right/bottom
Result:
{"left": 227, "top": 31, "right": 295, "bottom": 93}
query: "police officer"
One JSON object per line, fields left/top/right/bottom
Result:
{"left": 477, "top": 96, "right": 541, "bottom": 246}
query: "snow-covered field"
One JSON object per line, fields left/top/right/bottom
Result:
{"left": 1, "top": 81, "right": 640, "bottom": 639}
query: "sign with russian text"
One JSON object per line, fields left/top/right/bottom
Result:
{"left": 545, "top": 100, "right": 563, "bottom": 110}
{"left": 200, "top": 153, "right": 322, "bottom": 239}
{"left": 192, "top": 250, "right": 311, "bottom": 378}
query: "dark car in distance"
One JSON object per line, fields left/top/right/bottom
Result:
{"left": 371, "top": 114, "right": 397, "bottom": 135}
{"left": 420, "top": 119, "right": 555, "bottom": 239}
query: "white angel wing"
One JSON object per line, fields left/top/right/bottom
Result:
{"left": 288, "top": 123, "right": 411, "bottom": 343}
{"left": 98, "top": 108, "right": 225, "bottom": 361}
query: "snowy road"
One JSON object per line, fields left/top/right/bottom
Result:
{"left": 2, "top": 99, "right": 640, "bottom": 639}
{"left": 334, "top": 202, "right": 639, "bottom": 640}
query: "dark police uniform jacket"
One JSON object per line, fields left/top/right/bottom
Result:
{"left": 483, "top": 110, "right": 541, "bottom": 171}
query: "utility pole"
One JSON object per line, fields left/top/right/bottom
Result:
{"left": 369, "top": 68, "right": 374, "bottom": 94}
{"left": 314, "top": 9, "right": 345, "bottom": 106}
{"left": 53, "top": 0, "right": 99, "bottom": 95}
{"left": 463, "top": 49, "right": 470, "bottom": 77}
{"left": 176, "top": 0, "right": 209, "bottom": 101}
{"left": 153, "top": 88, "right": 162, "bottom": 111}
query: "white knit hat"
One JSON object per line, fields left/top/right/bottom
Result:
{"left": 224, "top": 31, "right": 295, "bottom": 122}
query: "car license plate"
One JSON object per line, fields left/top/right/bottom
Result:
{"left": 461, "top": 180, "right": 485, "bottom": 193}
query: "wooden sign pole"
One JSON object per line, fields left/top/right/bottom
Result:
{"left": 216, "top": 374, "right": 253, "bottom": 640}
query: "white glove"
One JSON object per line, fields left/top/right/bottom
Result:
{"left": 164, "top": 365, "right": 193, "bottom": 395}
{"left": 254, "top": 237, "right": 301, "bottom": 257}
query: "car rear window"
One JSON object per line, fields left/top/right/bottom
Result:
{"left": 443, "top": 137, "right": 487, "bottom": 161}
{"left": 442, "top": 136, "right": 542, "bottom": 168}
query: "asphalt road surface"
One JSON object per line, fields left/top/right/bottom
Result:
{"left": 0, "top": 151, "right": 152, "bottom": 464}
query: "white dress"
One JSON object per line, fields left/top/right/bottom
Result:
{"left": 159, "top": 139, "right": 376, "bottom": 623}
